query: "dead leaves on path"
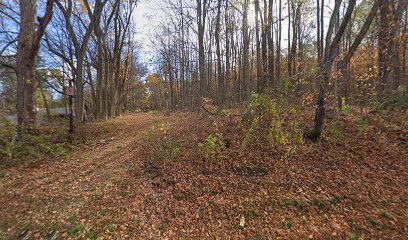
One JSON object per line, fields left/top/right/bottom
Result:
{"left": 1, "top": 111, "right": 407, "bottom": 239}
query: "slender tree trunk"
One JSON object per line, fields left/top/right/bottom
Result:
{"left": 261, "top": 0, "right": 268, "bottom": 90}
{"left": 197, "top": 0, "right": 207, "bottom": 102}
{"left": 38, "top": 78, "right": 51, "bottom": 121}
{"left": 242, "top": 0, "right": 250, "bottom": 100}
{"left": 75, "top": 55, "right": 85, "bottom": 122}
{"left": 215, "top": 0, "right": 224, "bottom": 105}
{"left": 225, "top": 0, "right": 231, "bottom": 106}
{"left": 268, "top": 0, "right": 275, "bottom": 88}
{"left": 276, "top": 0, "right": 282, "bottom": 89}
{"left": 255, "top": 0, "right": 263, "bottom": 93}
{"left": 310, "top": 0, "right": 355, "bottom": 141}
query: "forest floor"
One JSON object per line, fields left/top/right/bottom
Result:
{"left": 0, "top": 108, "right": 407, "bottom": 239}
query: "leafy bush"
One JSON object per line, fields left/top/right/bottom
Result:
{"left": 342, "top": 102, "right": 353, "bottom": 114}
{"left": 357, "top": 117, "right": 370, "bottom": 134}
{"left": 0, "top": 118, "right": 69, "bottom": 163}
{"left": 325, "top": 119, "right": 347, "bottom": 139}
{"left": 241, "top": 93, "right": 303, "bottom": 151}
{"left": 199, "top": 122, "right": 225, "bottom": 159}
{"left": 143, "top": 127, "right": 156, "bottom": 144}
{"left": 0, "top": 119, "right": 16, "bottom": 159}
{"left": 384, "top": 87, "right": 408, "bottom": 109}
{"left": 158, "top": 138, "right": 179, "bottom": 161}
{"left": 371, "top": 86, "right": 408, "bottom": 111}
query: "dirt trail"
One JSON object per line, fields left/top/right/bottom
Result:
{"left": 1, "top": 111, "right": 407, "bottom": 239}
{"left": 0, "top": 113, "right": 173, "bottom": 239}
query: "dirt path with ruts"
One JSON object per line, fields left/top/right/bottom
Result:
{"left": 0, "top": 113, "right": 174, "bottom": 239}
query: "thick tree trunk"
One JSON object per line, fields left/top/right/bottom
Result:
{"left": 16, "top": 0, "right": 53, "bottom": 137}
{"left": 16, "top": 0, "right": 36, "bottom": 136}
{"left": 390, "top": 0, "right": 407, "bottom": 90}
{"left": 378, "top": 0, "right": 392, "bottom": 99}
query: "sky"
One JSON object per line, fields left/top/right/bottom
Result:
{"left": 131, "top": 0, "right": 336, "bottom": 73}
{"left": 133, "top": 0, "right": 164, "bottom": 72}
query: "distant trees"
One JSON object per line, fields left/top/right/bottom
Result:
{"left": 49, "top": 0, "right": 140, "bottom": 122}
{"left": 378, "top": 0, "right": 407, "bottom": 99}
{"left": 54, "top": 0, "right": 106, "bottom": 122}
{"left": 0, "top": 0, "right": 145, "bottom": 136}
{"left": 0, "top": 0, "right": 407, "bottom": 139}
{"left": 148, "top": 0, "right": 407, "bottom": 139}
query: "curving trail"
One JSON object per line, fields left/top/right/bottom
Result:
{"left": 0, "top": 113, "right": 175, "bottom": 239}
{"left": 1, "top": 111, "right": 407, "bottom": 239}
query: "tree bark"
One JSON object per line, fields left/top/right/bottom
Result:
{"left": 309, "top": 0, "right": 356, "bottom": 141}
{"left": 16, "top": 0, "right": 54, "bottom": 137}
{"left": 255, "top": 0, "right": 263, "bottom": 93}
{"left": 242, "top": 0, "right": 251, "bottom": 100}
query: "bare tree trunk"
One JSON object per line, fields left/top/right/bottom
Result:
{"left": 16, "top": 0, "right": 53, "bottom": 137}
{"left": 38, "top": 77, "right": 51, "bottom": 121}
{"left": 268, "top": 0, "right": 275, "bottom": 88}
{"left": 55, "top": 0, "right": 105, "bottom": 123}
{"left": 287, "top": 0, "right": 291, "bottom": 81}
{"left": 242, "top": 0, "right": 251, "bottom": 100}
{"left": 197, "top": 0, "right": 207, "bottom": 102}
{"left": 225, "top": 0, "right": 231, "bottom": 106}
{"left": 321, "top": 0, "right": 325, "bottom": 56}
{"left": 378, "top": 0, "right": 392, "bottom": 100}
{"left": 255, "top": 0, "right": 263, "bottom": 93}
{"left": 215, "top": 0, "right": 224, "bottom": 105}
{"left": 309, "top": 0, "right": 356, "bottom": 141}
{"left": 390, "top": 0, "right": 407, "bottom": 90}
{"left": 276, "top": 0, "right": 282, "bottom": 89}
{"left": 317, "top": 0, "right": 321, "bottom": 61}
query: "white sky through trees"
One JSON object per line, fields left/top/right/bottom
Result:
{"left": 131, "top": 0, "right": 362, "bottom": 75}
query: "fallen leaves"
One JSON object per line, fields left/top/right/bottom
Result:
{"left": 0, "top": 111, "right": 407, "bottom": 239}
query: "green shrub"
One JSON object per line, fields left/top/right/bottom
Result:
{"left": 371, "top": 86, "right": 408, "bottom": 111}
{"left": 342, "top": 103, "right": 353, "bottom": 114}
{"left": 199, "top": 122, "right": 225, "bottom": 160}
{"left": 143, "top": 127, "right": 156, "bottom": 144}
{"left": 0, "top": 119, "right": 16, "bottom": 159}
{"left": 241, "top": 93, "right": 303, "bottom": 151}
{"left": 0, "top": 119, "right": 69, "bottom": 162}
{"left": 384, "top": 87, "right": 408, "bottom": 109}
{"left": 209, "top": 133, "right": 224, "bottom": 158}
{"left": 325, "top": 119, "right": 347, "bottom": 139}
{"left": 158, "top": 138, "right": 179, "bottom": 161}
{"left": 357, "top": 117, "right": 370, "bottom": 134}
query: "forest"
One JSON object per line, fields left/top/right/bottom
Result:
{"left": 0, "top": 0, "right": 407, "bottom": 239}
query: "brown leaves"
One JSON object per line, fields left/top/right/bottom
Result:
{"left": 1, "top": 111, "right": 407, "bottom": 239}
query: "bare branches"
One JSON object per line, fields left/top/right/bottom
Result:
{"left": 338, "top": 0, "right": 381, "bottom": 69}
{"left": 33, "top": 0, "right": 55, "bottom": 57}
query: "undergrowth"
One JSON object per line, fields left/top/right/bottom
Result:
{"left": 199, "top": 122, "right": 225, "bottom": 159}
{"left": 241, "top": 93, "right": 303, "bottom": 156}
{"left": 0, "top": 120, "right": 70, "bottom": 163}
{"left": 0, "top": 117, "right": 120, "bottom": 165}
{"left": 142, "top": 122, "right": 180, "bottom": 163}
